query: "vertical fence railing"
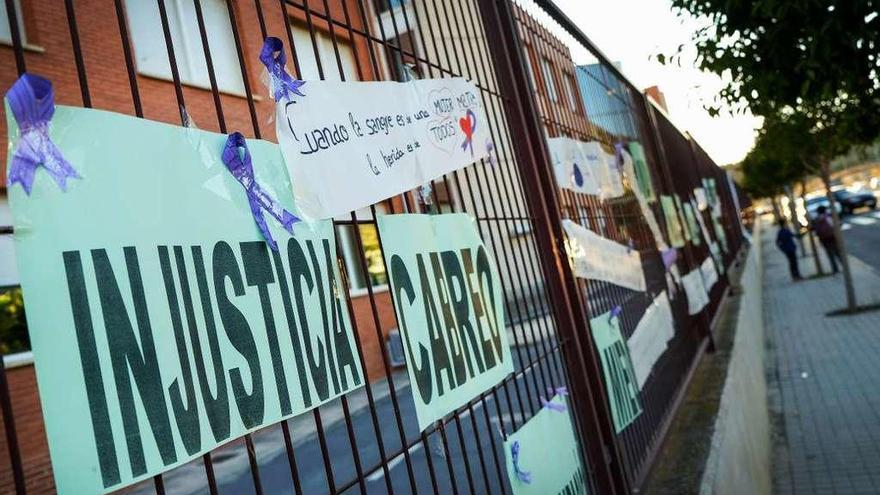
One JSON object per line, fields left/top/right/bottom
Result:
{"left": 0, "top": 0, "right": 747, "bottom": 494}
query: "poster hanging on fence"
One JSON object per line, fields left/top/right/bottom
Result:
{"left": 503, "top": 395, "right": 586, "bottom": 495}
{"left": 674, "top": 195, "right": 692, "bottom": 242}
{"left": 660, "top": 195, "right": 686, "bottom": 248}
{"left": 628, "top": 141, "right": 656, "bottom": 202}
{"left": 694, "top": 187, "right": 708, "bottom": 211}
{"left": 701, "top": 256, "right": 719, "bottom": 291}
{"left": 7, "top": 106, "right": 364, "bottom": 494}
{"left": 548, "top": 136, "right": 601, "bottom": 195}
{"left": 276, "top": 78, "right": 490, "bottom": 220}
{"left": 591, "top": 309, "right": 642, "bottom": 433}
{"left": 682, "top": 200, "right": 702, "bottom": 245}
{"left": 682, "top": 268, "right": 710, "bottom": 315}
{"left": 713, "top": 214, "right": 729, "bottom": 254}
{"left": 562, "top": 220, "right": 646, "bottom": 292}
{"left": 621, "top": 151, "right": 667, "bottom": 251}
{"left": 377, "top": 213, "right": 513, "bottom": 431}
{"left": 627, "top": 292, "right": 675, "bottom": 389}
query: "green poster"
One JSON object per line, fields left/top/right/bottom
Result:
{"left": 591, "top": 310, "right": 642, "bottom": 433}
{"left": 713, "top": 214, "right": 729, "bottom": 254}
{"left": 377, "top": 213, "right": 513, "bottom": 431}
{"left": 628, "top": 141, "right": 655, "bottom": 203}
{"left": 660, "top": 195, "right": 685, "bottom": 248}
{"left": 7, "top": 106, "right": 364, "bottom": 493}
{"left": 673, "top": 195, "right": 691, "bottom": 242}
{"left": 504, "top": 395, "right": 587, "bottom": 495}
{"left": 683, "top": 200, "right": 702, "bottom": 246}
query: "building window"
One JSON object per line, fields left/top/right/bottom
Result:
{"left": 336, "top": 205, "right": 388, "bottom": 292}
{"left": 563, "top": 72, "right": 581, "bottom": 113}
{"left": 540, "top": 56, "right": 558, "bottom": 102}
{"left": 0, "top": 0, "right": 26, "bottom": 45}
{"left": 125, "top": 0, "right": 245, "bottom": 95}
{"left": 291, "top": 23, "right": 359, "bottom": 81}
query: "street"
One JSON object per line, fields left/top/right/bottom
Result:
{"left": 837, "top": 209, "right": 880, "bottom": 272}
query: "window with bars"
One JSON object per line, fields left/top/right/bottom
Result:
{"left": 125, "top": 0, "right": 245, "bottom": 95}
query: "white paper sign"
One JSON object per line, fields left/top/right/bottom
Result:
{"left": 277, "top": 78, "right": 490, "bottom": 219}
{"left": 562, "top": 219, "right": 646, "bottom": 291}
{"left": 622, "top": 154, "right": 667, "bottom": 251}
{"left": 694, "top": 188, "right": 708, "bottom": 211}
{"left": 682, "top": 268, "right": 710, "bottom": 315}
{"left": 547, "top": 137, "right": 600, "bottom": 195}
{"left": 627, "top": 292, "right": 675, "bottom": 388}
{"left": 700, "top": 256, "right": 719, "bottom": 290}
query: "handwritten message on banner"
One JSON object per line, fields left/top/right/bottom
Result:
{"left": 562, "top": 220, "right": 646, "bottom": 292}
{"left": 377, "top": 214, "right": 513, "bottom": 431}
{"left": 591, "top": 310, "right": 642, "bottom": 433}
{"left": 277, "top": 78, "right": 490, "bottom": 220}
{"left": 8, "top": 108, "right": 364, "bottom": 493}
{"left": 627, "top": 292, "right": 675, "bottom": 389}
{"left": 504, "top": 396, "right": 587, "bottom": 495}
{"left": 547, "top": 136, "right": 601, "bottom": 195}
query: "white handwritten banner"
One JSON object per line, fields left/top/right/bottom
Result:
{"left": 627, "top": 292, "right": 675, "bottom": 389}
{"left": 547, "top": 136, "right": 600, "bottom": 195}
{"left": 562, "top": 220, "right": 646, "bottom": 292}
{"left": 277, "top": 78, "right": 490, "bottom": 219}
{"left": 682, "top": 268, "right": 710, "bottom": 315}
{"left": 377, "top": 213, "right": 513, "bottom": 431}
{"left": 701, "top": 256, "right": 719, "bottom": 291}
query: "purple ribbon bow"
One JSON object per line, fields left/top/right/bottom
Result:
{"left": 485, "top": 139, "right": 497, "bottom": 166}
{"left": 661, "top": 247, "right": 678, "bottom": 270}
{"left": 6, "top": 73, "right": 80, "bottom": 195}
{"left": 222, "top": 132, "right": 300, "bottom": 251}
{"left": 613, "top": 142, "right": 626, "bottom": 173}
{"left": 259, "top": 37, "right": 306, "bottom": 102}
{"left": 510, "top": 441, "right": 532, "bottom": 484}
{"left": 609, "top": 305, "right": 623, "bottom": 323}
{"left": 460, "top": 109, "right": 476, "bottom": 156}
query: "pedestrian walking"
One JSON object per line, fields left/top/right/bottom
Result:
{"left": 776, "top": 219, "right": 801, "bottom": 280}
{"left": 812, "top": 205, "right": 842, "bottom": 273}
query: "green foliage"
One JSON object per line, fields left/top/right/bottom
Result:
{"left": 0, "top": 288, "right": 30, "bottom": 355}
{"left": 667, "top": 0, "right": 880, "bottom": 160}
{"left": 739, "top": 113, "right": 814, "bottom": 198}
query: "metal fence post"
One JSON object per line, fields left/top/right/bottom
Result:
{"left": 474, "top": 0, "right": 630, "bottom": 493}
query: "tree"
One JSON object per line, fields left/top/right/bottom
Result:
{"left": 667, "top": 0, "right": 880, "bottom": 311}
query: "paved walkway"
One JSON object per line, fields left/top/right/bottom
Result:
{"left": 765, "top": 223, "right": 880, "bottom": 494}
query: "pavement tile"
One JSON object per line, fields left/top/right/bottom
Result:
{"left": 765, "top": 223, "right": 880, "bottom": 493}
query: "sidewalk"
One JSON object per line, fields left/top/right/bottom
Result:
{"left": 765, "top": 223, "right": 880, "bottom": 494}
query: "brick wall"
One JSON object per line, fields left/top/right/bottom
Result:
{"left": 0, "top": 1, "right": 399, "bottom": 493}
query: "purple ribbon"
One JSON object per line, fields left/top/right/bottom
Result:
{"left": 547, "top": 386, "right": 568, "bottom": 397}
{"left": 5, "top": 74, "right": 80, "bottom": 195}
{"left": 485, "top": 139, "right": 497, "bottom": 166}
{"left": 540, "top": 396, "right": 567, "bottom": 412}
{"left": 510, "top": 441, "right": 532, "bottom": 484}
{"left": 613, "top": 141, "right": 626, "bottom": 173}
{"left": 460, "top": 109, "right": 476, "bottom": 156}
{"left": 661, "top": 247, "right": 678, "bottom": 270}
{"left": 222, "top": 132, "right": 300, "bottom": 251}
{"left": 259, "top": 37, "right": 306, "bottom": 102}
{"left": 609, "top": 305, "right": 623, "bottom": 323}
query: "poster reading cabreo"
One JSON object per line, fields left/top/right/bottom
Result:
{"left": 378, "top": 214, "right": 514, "bottom": 431}
{"left": 7, "top": 98, "right": 364, "bottom": 492}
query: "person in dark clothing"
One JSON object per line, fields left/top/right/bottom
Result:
{"left": 813, "top": 205, "right": 842, "bottom": 273}
{"left": 776, "top": 219, "right": 801, "bottom": 280}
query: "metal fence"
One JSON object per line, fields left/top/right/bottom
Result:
{"left": 0, "top": 0, "right": 748, "bottom": 494}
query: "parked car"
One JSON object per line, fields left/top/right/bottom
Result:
{"left": 804, "top": 196, "right": 842, "bottom": 221}
{"left": 832, "top": 189, "right": 877, "bottom": 214}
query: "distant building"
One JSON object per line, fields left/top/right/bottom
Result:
{"left": 644, "top": 85, "right": 668, "bottom": 112}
